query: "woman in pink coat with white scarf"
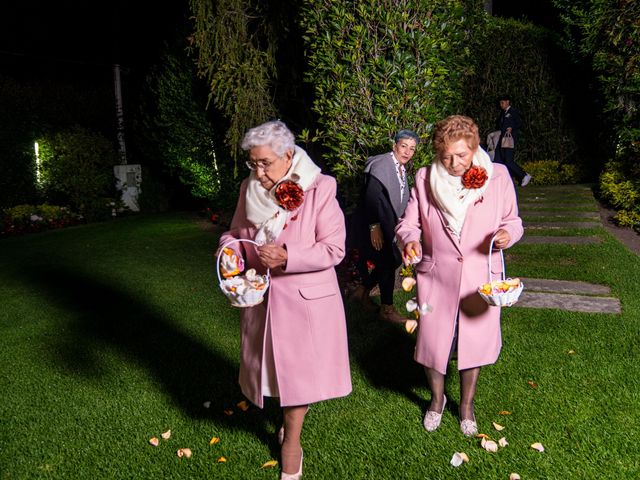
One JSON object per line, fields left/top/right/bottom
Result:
{"left": 396, "top": 115, "right": 523, "bottom": 437}
{"left": 218, "top": 121, "right": 351, "bottom": 480}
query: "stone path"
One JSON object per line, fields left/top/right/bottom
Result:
{"left": 513, "top": 184, "right": 621, "bottom": 314}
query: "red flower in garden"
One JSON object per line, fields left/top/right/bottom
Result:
{"left": 275, "top": 180, "right": 304, "bottom": 211}
{"left": 461, "top": 165, "right": 488, "bottom": 189}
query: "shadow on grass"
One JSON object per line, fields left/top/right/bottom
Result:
{"left": 17, "top": 262, "right": 282, "bottom": 454}
{"left": 345, "top": 304, "right": 427, "bottom": 409}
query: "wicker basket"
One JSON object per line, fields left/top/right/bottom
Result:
{"left": 477, "top": 236, "right": 524, "bottom": 307}
{"left": 216, "top": 239, "right": 269, "bottom": 308}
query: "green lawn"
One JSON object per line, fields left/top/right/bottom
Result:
{"left": 1, "top": 212, "right": 639, "bottom": 479}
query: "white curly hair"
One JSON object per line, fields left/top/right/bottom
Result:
{"left": 241, "top": 120, "right": 295, "bottom": 157}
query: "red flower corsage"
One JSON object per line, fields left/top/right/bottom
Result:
{"left": 461, "top": 165, "right": 488, "bottom": 189}
{"left": 275, "top": 180, "right": 304, "bottom": 211}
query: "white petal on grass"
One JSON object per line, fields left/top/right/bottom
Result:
{"left": 492, "top": 422, "right": 505, "bottom": 431}
{"left": 481, "top": 438, "right": 498, "bottom": 452}
{"left": 509, "top": 474, "right": 521, "bottom": 480}
{"left": 531, "top": 442, "right": 545, "bottom": 452}
{"left": 405, "top": 319, "right": 418, "bottom": 334}
{"left": 450, "top": 452, "right": 469, "bottom": 467}
{"left": 402, "top": 277, "right": 416, "bottom": 292}
{"left": 161, "top": 429, "right": 171, "bottom": 440}
{"left": 406, "top": 298, "right": 418, "bottom": 312}
{"left": 498, "top": 437, "right": 508, "bottom": 448}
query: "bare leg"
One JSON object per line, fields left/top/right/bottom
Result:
{"left": 459, "top": 367, "right": 480, "bottom": 420}
{"left": 425, "top": 367, "right": 446, "bottom": 411}
{"left": 281, "top": 405, "right": 308, "bottom": 474}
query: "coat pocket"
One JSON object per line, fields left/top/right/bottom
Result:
{"left": 415, "top": 260, "right": 436, "bottom": 274}
{"left": 298, "top": 283, "right": 338, "bottom": 300}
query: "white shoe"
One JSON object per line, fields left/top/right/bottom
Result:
{"left": 521, "top": 174, "right": 532, "bottom": 187}
{"left": 280, "top": 449, "right": 303, "bottom": 480}
{"left": 423, "top": 395, "right": 447, "bottom": 432}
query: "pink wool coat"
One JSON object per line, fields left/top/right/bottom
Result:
{"left": 219, "top": 174, "right": 352, "bottom": 408}
{"left": 395, "top": 163, "right": 523, "bottom": 374}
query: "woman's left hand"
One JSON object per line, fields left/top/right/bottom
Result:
{"left": 493, "top": 229, "right": 511, "bottom": 250}
{"left": 257, "top": 244, "right": 288, "bottom": 269}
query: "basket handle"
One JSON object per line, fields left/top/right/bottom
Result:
{"left": 487, "top": 235, "right": 506, "bottom": 284}
{"left": 216, "top": 238, "right": 270, "bottom": 284}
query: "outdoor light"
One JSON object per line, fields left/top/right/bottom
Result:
{"left": 34, "top": 142, "right": 42, "bottom": 186}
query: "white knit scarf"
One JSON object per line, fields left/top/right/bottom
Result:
{"left": 246, "top": 146, "right": 321, "bottom": 245}
{"left": 429, "top": 146, "right": 493, "bottom": 237}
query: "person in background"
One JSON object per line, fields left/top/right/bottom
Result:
{"left": 396, "top": 115, "right": 523, "bottom": 436}
{"left": 218, "top": 120, "right": 352, "bottom": 479}
{"left": 350, "top": 130, "right": 420, "bottom": 324}
{"left": 494, "top": 95, "right": 532, "bottom": 186}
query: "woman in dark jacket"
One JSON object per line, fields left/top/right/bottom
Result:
{"left": 351, "top": 130, "right": 419, "bottom": 323}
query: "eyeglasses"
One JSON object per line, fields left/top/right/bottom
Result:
{"left": 245, "top": 159, "right": 275, "bottom": 171}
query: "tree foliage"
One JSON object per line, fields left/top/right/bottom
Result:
{"left": 188, "top": 0, "right": 278, "bottom": 170}
{"left": 299, "top": 0, "right": 485, "bottom": 191}
{"left": 552, "top": 0, "right": 640, "bottom": 226}
{"left": 463, "top": 18, "right": 579, "bottom": 166}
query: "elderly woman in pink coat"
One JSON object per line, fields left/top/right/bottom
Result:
{"left": 396, "top": 115, "right": 523, "bottom": 436}
{"left": 218, "top": 120, "right": 351, "bottom": 479}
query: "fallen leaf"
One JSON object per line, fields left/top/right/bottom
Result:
{"left": 177, "top": 448, "right": 193, "bottom": 458}
{"left": 236, "top": 400, "right": 249, "bottom": 411}
{"left": 216, "top": 456, "right": 227, "bottom": 463}
{"left": 527, "top": 380, "right": 538, "bottom": 389}
{"left": 402, "top": 277, "right": 416, "bottom": 292}
{"left": 492, "top": 422, "right": 505, "bottom": 431}
{"left": 224, "top": 409, "right": 234, "bottom": 416}
{"left": 203, "top": 401, "right": 211, "bottom": 409}
{"left": 498, "top": 410, "right": 511, "bottom": 415}
{"left": 531, "top": 442, "right": 545, "bottom": 452}
{"left": 450, "top": 452, "right": 469, "bottom": 467}
{"left": 509, "top": 474, "right": 521, "bottom": 480}
{"left": 498, "top": 437, "right": 509, "bottom": 448}
{"left": 481, "top": 438, "right": 498, "bottom": 452}
{"left": 405, "top": 319, "right": 418, "bottom": 334}
{"left": 261, "top": 460, "right": 278, "bottom": 469}
{"left": 475, "top": 433, "right": 490, "bottom": 439}
{"left": 161, "top": 429, "right": 171, "bottom": 440}
{"left": 209, "top": 437, "right": 220, "bottom": 445}
{"left": 149, "top": 437, "right": 159, "bottom": 447}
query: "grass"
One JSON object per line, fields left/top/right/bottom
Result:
{"left": 1, "top": 208, "right": 640, "bottom": 479}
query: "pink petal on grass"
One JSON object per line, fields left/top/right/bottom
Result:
{"left": 261, "top": 460, "right": 278, "bottom": 468}
{"left": 492, "top": 422, "right": 505, "bottom": 431}
{"left": 177, "top": 448, "right": 192, "bottom": 458}
{"left": 149, "top": 437, "right": 159, "bottom": 447}
{"left": 531, "top": 442, "right": 545, "bottom": 452}
{"left": 161, "top": 430, "right": 171, "bottom": 440}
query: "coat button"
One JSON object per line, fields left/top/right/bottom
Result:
{"left": 457, "top": 257, "right": 464, "bottom": 262}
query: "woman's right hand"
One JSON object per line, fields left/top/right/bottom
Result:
{"left": 403, "top": 241, "right": 422, "bottom": 265}
{"left": 370, "top": 225, "right": 384, "bottom": 251}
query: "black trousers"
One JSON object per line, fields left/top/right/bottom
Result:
{"left": 356, "top": 243, "right": 401, "bottom": 305}
{"left": 494, "top": 147, "right": 526, "bottom": 183}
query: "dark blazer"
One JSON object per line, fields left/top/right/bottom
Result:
{"left": 497, "top": 106, "right": 523, "bottom": 143}
{"left": 354, "top": 152, "right": 409, "bottom": 268}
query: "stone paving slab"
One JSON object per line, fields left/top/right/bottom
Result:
{"left": 518, "top": 202, "right": 597, "bottom": 210}
{"left": 520, "top": 277, "right": 611, "bottom": 295}
{"left": 525, "top": 221, "right": 601, "bottom": 229}
{"left": 515, "top": 291, "right": 621, "bottom": 314}
{"left": 522, "top": 211, "right": 600, "bottom": 219}
{"left": 519, "top": 236, "right": 602, "bottom": 245}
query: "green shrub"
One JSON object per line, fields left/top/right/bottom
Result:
{"left": 520, "top": 160, "right": 581, "bottom": 186}
{"left": 599, "top": 162, "right": 639, "bottom": 211}
{"left": 38, "top": 126, "right": 118, "bottom": 214}
{"left": 463, "top": 18, "right": 578, "bottom": 164}
{"left": 1, "top": 204, "right": 82, "bottom": 237}
{"left": 299, "top": 0, "right": 485, "bottom": 198}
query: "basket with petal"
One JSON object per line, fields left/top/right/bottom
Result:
{"left": 478, "top": 236, "right": 524, "bottom": 307}
{"left": 217, "top": 239, "right": 270, "bottom": 308}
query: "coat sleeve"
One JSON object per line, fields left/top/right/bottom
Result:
{"left": 495, "top": 166, "right": 524, "bottom": 248}
{"left": 284, "top": 176, "right": 346, "bottom": 273}
{"left": 395, "top": 167, "right": 427, "bottom": 247}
